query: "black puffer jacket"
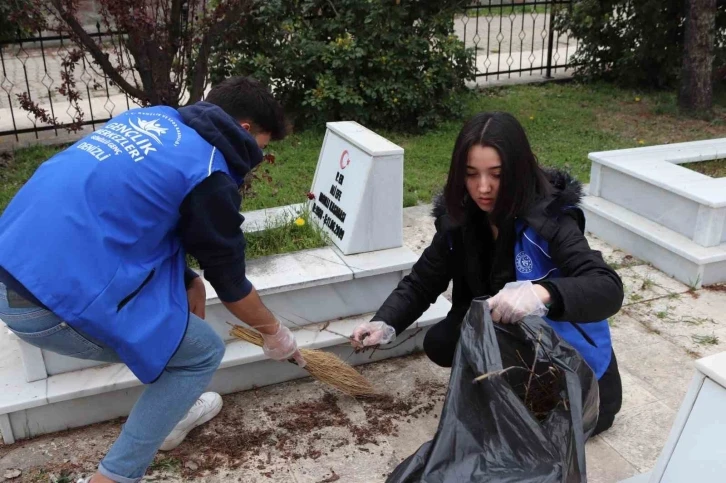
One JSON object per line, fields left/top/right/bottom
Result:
{"left": 372, "top": 169, "right": 624, "bottom": 334}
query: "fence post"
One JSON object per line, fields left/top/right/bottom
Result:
{"left": 545, "top": 3, "right": 556, "bottom": 79}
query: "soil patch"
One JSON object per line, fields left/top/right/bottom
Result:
{"left": 704, "top": 283, "right": 726, "bottom": 293}
{"left": 165, "top": 378, "right": 447, "bottom": 479}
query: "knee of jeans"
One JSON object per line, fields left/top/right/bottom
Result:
{"left": 209, "top": 334, "right": 225, "bottom": 367}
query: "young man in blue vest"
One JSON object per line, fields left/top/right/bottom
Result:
{"left": 0, "top": 76, "right": 306, "bottom": 483}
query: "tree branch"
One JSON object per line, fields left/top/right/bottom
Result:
{"left": 169, "top": 0, "right": 184, "bottom": 59}
{"left": 187, "top": 0, "right": 252, "bottom": 103}
{"left": 48, "top": 0, "right": 150, "bottom": 103}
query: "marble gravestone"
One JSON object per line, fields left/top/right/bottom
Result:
{"left": 620, "top": 351, "right": 726, "bottom": 483}
{"left": 308, "top": 121, "right": 404, "bottom": 255}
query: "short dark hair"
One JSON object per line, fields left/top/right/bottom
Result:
{"left": 443, "top": 111, "right": 551, "bottom": 224}
{"left": 205, "top": 76, "right": 287, "bottom": 141}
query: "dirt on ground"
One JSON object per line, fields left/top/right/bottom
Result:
{"left": 165, "top": 378, "right": 446, "bottom": 480}
{"left": 0, "top": 353, "right": 448, "bottom": 483}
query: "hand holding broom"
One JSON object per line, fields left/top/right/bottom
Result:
{"left": 219, "top": 287, "right": 306, "bottom": 366}
{"left": 228, "top": 322, "right": 379, "bottom": 398}
{"left": 260, "top": 323, "right": 307, "bottom": 367}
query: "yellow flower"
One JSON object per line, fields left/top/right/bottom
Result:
{"left": 529, "top": 115, "right": 535, "bottom": 120}
{"left": 294, "top": 217, "right": 305, "bottom": 227}
{"left": 635, "top": 97, "right": 641, "bottom": 102}
{"left": 638, "top": 140, "right": 645, "bottom": 145}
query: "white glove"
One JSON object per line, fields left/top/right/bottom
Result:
{"left": 261, "top": 323, "right": 307, "bottom": 367}
{"left": 488, "top": 281, "right": 549, "bottom": 324}
{"left": 351, "top": 321, "right": 396, "bottom": 348}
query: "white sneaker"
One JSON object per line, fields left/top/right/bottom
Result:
{"left": 159, "top": 392, "right": 223, "bottom": 451}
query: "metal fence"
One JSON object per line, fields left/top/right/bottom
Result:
{"left": 0, "top": 23, "right": 137, "bottom": 146}
{"left": 459, "top": 0, "right": 576, "bottom": 80}
{"left": 0, "top": 0, "right": 576, "bottom": 147}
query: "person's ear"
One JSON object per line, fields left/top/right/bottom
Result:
{"left": 240, "top": 122, "right": 252, "bottom": 132}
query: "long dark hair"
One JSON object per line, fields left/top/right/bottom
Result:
{"left": 443, "top": 111, "right": 551, "bottom": 224}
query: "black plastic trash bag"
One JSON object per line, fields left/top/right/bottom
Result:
{"left": 386, "top": 297, "right": 599, "bottom": 483}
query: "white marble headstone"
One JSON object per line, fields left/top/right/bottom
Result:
{"left": 308, "top": 122, "right": 404, "bottom": 255}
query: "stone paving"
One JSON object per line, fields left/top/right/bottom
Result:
{"left": 1, "top": 203, "right": 724, "bottom": 482}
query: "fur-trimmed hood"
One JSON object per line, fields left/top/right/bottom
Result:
{"left": 431, "top": 167, "right": 583, "bottom": 222}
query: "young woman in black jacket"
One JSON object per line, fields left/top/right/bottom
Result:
{"left": 351, "top": 111, "right": 624, "bottom": 436}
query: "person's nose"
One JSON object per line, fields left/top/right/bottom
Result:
{"left": 478, "top": 176, "right": 492, "bottom": 195}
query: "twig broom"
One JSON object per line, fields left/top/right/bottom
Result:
{"left": 227, "top": 323, "right": 379, "bottom": 398}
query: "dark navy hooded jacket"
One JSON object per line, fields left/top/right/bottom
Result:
{"left": 372, "top": 169, "right": 624, "bottom": 379}
{"left": 0, "top": 102, "right": 262, "bottom": 383}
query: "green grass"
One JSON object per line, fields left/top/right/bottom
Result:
{"left": 640, "top": 278, "right": 655, "bottom": 291}
{"left": 682, "top": 158, "right": 726, "bottom": 178}
{"left": 0, "top": 144, "right": 69, "bottom": 212}
{"left": 187, "top": 208, "right": 329, "bottom": 267}
{"left": 148, "top": 456, "right": 182, "bottom": 473}
{"left": 692, "top": 334, "right": 719, "bottom": 346}
{"left": 6, "top": 81, "right": 726, "bottom": 218}
{"left": 243, "top": 209, "right": 329, "bottom": 260}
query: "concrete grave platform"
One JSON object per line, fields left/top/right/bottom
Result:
{"left": 0, "top": 296, "right": 451, "bottom": 444}
{"left": 582, "top": 138, "right": 726, "bottom": 287}
{"left": 11, "top": 243, "right": 421, "bottom": 381}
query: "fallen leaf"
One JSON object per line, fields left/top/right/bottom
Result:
{"left": 318, "top": 469, "right": 340, "bottom": 482}
{"left": 4, "top": 469, "right": 22, "bottom": 479}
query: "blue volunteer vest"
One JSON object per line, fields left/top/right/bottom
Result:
{"left": 514, "top": 220, "right": 612, "bottom": 379}
{"left": 0, "top": 106, "right": 240, "bottom": 383}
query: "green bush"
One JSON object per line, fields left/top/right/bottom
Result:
{"left": 0, "top": 0, "right": 34, "bottom": 42}
{"left": 554, "top": 0, "right": 726, "bottom": 88}
{"left": 211, "top": 0, "right": 476, "bottom": 132}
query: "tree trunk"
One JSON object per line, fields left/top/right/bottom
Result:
{"left": 679, "top": 0, "right": 717, "bottom": 114}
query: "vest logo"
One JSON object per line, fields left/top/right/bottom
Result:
{"left": 128, "top": 118, "right": 168, "bottom": 145}
{"left": 515, "top": 251, "right": 534, "bottom": 274}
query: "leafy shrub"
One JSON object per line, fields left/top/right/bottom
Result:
{"left": 554, "top": 0, "right": 726, "bottom": 88}
{"left": 211, "top": 0, "right": 476, "bottom": 132}
{"left": 0, "top": 0, "right": 34, "bottom": 42}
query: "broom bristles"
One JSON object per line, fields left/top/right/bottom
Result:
{"left": 228, "top": 324, "right": 379, "bottom": 398}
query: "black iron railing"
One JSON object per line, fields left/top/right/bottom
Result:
{"left": 0, "top": 23, "right": 135, "bottom": 144}
{"left": 459, "top": 0, "right": 575, "bottom": 80}
{"left": 1, "top": 1, "right": 576, "bottom": 145}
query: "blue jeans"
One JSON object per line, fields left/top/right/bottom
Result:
{"left": 0, "top": 284, "right": 225, "bottom": 483}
